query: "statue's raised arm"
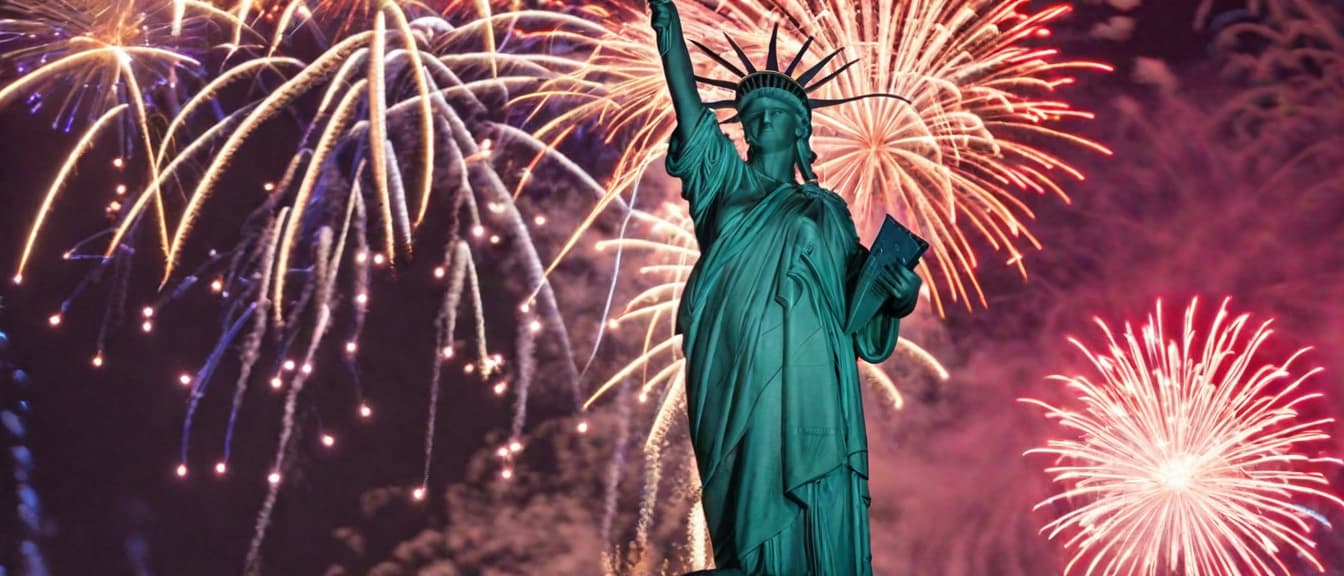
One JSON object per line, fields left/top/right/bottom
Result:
{"left": 649, "top": 0, "right": 706, "bottom": 144}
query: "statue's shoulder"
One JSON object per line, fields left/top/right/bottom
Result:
{"left": 808, "top": 185, "right": 861, "bottom": 238}
{"left": 808, "top": 184, "right": 849, "bottom": 209}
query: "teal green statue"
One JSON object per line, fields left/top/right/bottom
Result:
{"left": 649, "top": 1, "right": 924, "bottom": 574}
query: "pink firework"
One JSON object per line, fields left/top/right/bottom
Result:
{"left": 1022, "top": 297, "right": 1343, "bottom": 575}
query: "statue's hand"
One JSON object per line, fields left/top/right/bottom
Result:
{"left": 875, "top": 263, "right": 921, "bottom": 318}
{"left": 649, "top": 0, "right": 675, "bottom": 31}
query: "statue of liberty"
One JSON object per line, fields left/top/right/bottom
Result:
{"left": 648, "top": 0, "right": 924, "bottom": 574}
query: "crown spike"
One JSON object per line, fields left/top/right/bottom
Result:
{"left": 808, "top": 93, "right": 913, "bottom": 110}
{"left": 784, "top": 36, "right": 814, "bottom": 76}
{"left": 765, "top": 23, "right": 780, "bottom": 72}
{"left": 723, "top": 32, "right": 757, "bottom": 75}
{"left": 804, "top": 58, "right": 859, "bottom": 92}
{"left": 690, "top": 39, "right": 747, "bottom": 78}
{"left": 692, "top": 31, "right": 911, "bottom": 125}
{"left": 694, "top": 75, "right": 741, "bottom": 91}
{"left": 795, "top": 46, "right": 845, "bottom": 87}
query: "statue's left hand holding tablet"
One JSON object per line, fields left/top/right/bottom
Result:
{"left": 876, "top": 263, "right": 921, "bottom": 318}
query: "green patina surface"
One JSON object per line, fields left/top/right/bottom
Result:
{"left": 649, "top": 1, "right": 922, "bottom": 573}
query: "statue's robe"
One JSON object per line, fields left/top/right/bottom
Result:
{"left": 669, "top": 108, "right": 902, "bottom": 575}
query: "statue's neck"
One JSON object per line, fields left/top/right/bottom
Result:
{"left": 749, "top": 149, "right": 798, "bottom": 185}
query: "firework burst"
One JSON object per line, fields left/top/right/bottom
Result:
{"left": 771, "top": 0, "right": 1111, "bottom": 314}
{"left": 0, "top": 0, "right": 234, "bottom": 126}
{"left": 1022, "top": 297, "right": 1343, "bottom": 575}
{"left": 523, "top": 0, "right": 1109, "bottom": 315}
{"left": 117, "top": 6, "right": 619, "bottom": 570}
{"left": 1, "top": 0, "right": 249, "bottom": 284}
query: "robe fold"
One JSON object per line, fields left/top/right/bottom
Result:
{"left": 668, "top": 107, "right": 902, "bottom": 575}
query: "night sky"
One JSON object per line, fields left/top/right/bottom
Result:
{"left": 3, "top": 0, "right": 1343, "bottom": 574}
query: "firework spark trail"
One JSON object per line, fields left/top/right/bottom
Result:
{"left": 635, "top": 371, "right": 685, "bottom": 555}
{"left": 510, "top": 304, "right": 537, "bottom": 448}
{"left": 686, "top": 460, "right": 709, "bottom": 572}
{"left": 223, "top": 208, "right": 289, "bottom": 463}
{"left": 461, "top": 238, "right": 489, "bottom": 380}
{"left": 245, "top": 224, "right": 346, "bottom": 575}
{"left": 455, "top": 121, "right": 595, "bottom": 447}
{"left": 272, "top": 76, "right": 369, "bottom": 324}
{"left": 599, "top": 380, "right": 633, "bottom": 567}
{"left": 156, "top": 28, "right": 374, "bottom": 284}
{"left": 368, "top": 10, "right": 397, "bottom": 260}
{"left": 346, "top": 185, "right": 372, "bottom": 403}
{"left": 419, "top": 239, "right": 482, "bottom": 496}
{"left": 95, "top": 254, "right": 131, "bottom": 364}
{"left": 108, "top": 98, "right": 271, "bottom": 267}
{"left": 179, "top": 303, "right": 257, "bottom": 467}
{"left": 386, "top": 4, "right": 436, "bottom": 226}
{"left": 14, "top": 104, "right": 128, "bottom": 283}
{"left": 422, "top": 240, "right": 467, "bottom": 495}
{"left": 1021, "top": 297, "right": 1344, "bottom": 576}
{"left": 569, "top": 180, "right": 650, "bottom": 387}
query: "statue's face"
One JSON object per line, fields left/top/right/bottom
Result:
{"left": 741, "top": 96, "right": 802, "bottom": 153}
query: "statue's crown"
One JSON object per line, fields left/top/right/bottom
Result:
{"left": 692, "top": 24, "right": 909, "bottom": 123}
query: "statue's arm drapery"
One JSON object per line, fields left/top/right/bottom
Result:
{"left": 666, "top": 107, "right": 746, "bottom": 226}
{"left": 650, "top": 0, "right": 709, "bottom": 145}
